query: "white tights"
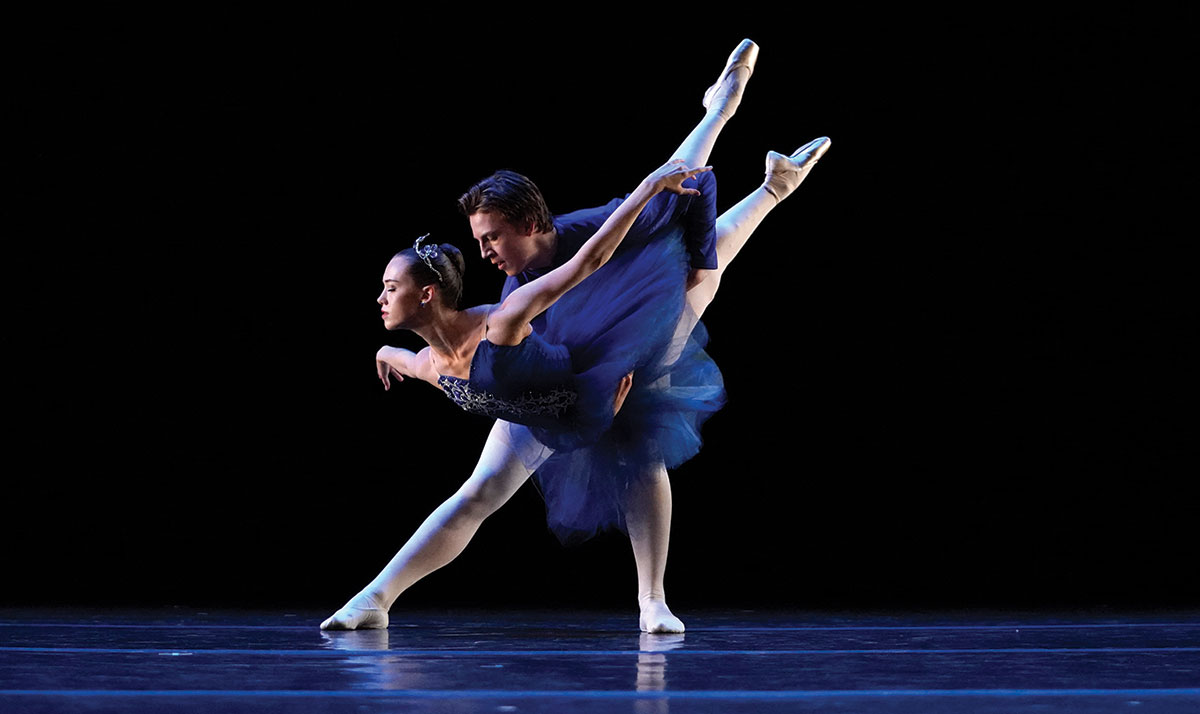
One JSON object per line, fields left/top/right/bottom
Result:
{"left": 322, "top": 420, "right": 687, "bottom": 633}
{"left": 322, "top": 421, "right": 548, "bottom": 630}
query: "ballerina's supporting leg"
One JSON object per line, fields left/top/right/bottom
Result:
{"left": 322, "top": 421, "right": 550, "bottom": 630}
{"left": 624, "top": 462, "right": 686, "bottom": 634}
{"left": 686, "top": 137, "right": 831, "bottom": 319}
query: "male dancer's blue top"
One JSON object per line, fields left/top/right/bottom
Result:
{"left": 500, "top": 170, "right": 718, "bottom": 311}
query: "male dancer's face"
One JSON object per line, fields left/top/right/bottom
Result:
{"left": 468, "top": 210, "right": 539, "bottom": 277}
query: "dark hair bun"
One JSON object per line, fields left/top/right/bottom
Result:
{"left": 440, "top": 243, "right": 466, "bottom": 280}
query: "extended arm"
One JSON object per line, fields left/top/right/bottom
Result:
{"left": 489, "top": 160, "right": 711, "bottom": 344}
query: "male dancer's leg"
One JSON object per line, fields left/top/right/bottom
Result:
{"left": 628, "top": 138, "right": 831, "bottom": 634}
{"left": 624, "top": 461, "right": 685, "bottom": 633}
{"left": 322, "top": 421, "right": 550, "bottom": 630}
{"left": 617, "top": 41, "right": 759, "bottom": 636}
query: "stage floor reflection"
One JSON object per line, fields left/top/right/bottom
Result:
{"left": 2, "top": 608, "right": 1198, "bottom": 712}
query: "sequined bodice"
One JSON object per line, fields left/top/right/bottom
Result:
{"left": 437, "top": 334, "right": 579, "bottom": 427}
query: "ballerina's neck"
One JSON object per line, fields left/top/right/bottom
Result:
{"left": 421, "top": 306, "right": 488, "bottom": 379}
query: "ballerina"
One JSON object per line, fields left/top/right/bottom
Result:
{"left": 323, "top": 39, "right": 830, "bottom": 633}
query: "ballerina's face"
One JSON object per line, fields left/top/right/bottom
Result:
{"left": 469, "top": 210, "right": 538, "bottom": 277}
{"left": 377, "top": 256, "right": 429, "bottom": 330}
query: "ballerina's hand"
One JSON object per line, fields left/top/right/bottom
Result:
{"left": 645, "top": 159, "right": 712, "bottom": 197}
{"left": 376, "top": 350, "right": 404, "bottom": 391}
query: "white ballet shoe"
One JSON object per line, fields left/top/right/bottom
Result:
{"left": 320, "top": 592, "right": 389, "bottom": 631}
{"left": 702, "top": 39, "right": 759, "bottom": 119}
{"left": 763, "top": 136, "right": 832, "bottom": 202}
{"left": 639, "top": 600, "right": 686, "bottom": 634}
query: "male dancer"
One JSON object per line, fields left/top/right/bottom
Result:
{"left": 322, "top": 39, "right": 829, "bottom": 633}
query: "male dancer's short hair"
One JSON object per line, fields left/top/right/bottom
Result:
{"left": 457, "top": 170, "right": 555, "bottom": 234}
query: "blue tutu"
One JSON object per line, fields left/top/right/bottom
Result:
{"left": 532, "top": 228, "right": 724, "bottom": 543}
{"left": 441, "top": 174, "right": 726, "bottom": 544}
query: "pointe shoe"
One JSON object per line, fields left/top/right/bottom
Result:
{"left": 763, "top": 136, "right": 831, "bottom": 202}
{"left": 702, "top": 39, "right": 759, "bottom": 119}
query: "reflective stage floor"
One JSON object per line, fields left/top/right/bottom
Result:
{"left": 2, "top": 609, "right": 1197, "bottom": 712}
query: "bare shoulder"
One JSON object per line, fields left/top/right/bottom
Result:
{"left": 410, "top": 346, "right": 442, "bottom": 386}
{"left": 464, "top": 303, "right": 496, "bottom": 323}
{"left": 484, "top": 300, "right": 532, "bottom": 347}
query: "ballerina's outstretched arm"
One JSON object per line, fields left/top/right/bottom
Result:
{"left": 485, "top": 160, "right": 710, "bottom": 345}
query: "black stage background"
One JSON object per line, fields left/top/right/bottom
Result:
{"left": 14, "top": 12, "right": 1195, "bottom": 612}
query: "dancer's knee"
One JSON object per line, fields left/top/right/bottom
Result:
{"left": 453, "top": 460, "right": 526, "bottom": 522}
{"left": 626, "top": 463, "right": 670, "bottom": 501}
{"left": 446, "top": 422, "right": 541, "bottom": 524}
{"left": 450, "top": 481, "right": 503, "bottom": 523}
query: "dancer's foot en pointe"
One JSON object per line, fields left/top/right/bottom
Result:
{"left": 320, "top": 591, "right": 389, "bottom": 630}
{"left": 640, "top": 598, "right": 685, "bottom": 634}
{"left": 702, "top": 39, "right": 759, "bottom": 120}
{"left": 763, "top": 136, "right": 831, "bottom": 203}
{"left": 685, "top": 135, "right": 831, "bottom": 319}
{"left": 669, "top": 38, "right": 758, "bottom": 179}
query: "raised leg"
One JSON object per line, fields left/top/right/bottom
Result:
{"left": 321, "top": 421, "right": 551, "bottom": 630}
{"left": 668, "top": 39, "right": 758, "bottom": 168}
{"left": 687, "top": 137, "right": 831, "bottom": 319}
{"left": 624, "top": 462, "right": 685, "bottom": 634}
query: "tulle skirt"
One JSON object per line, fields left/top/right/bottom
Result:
{"left": 521, "top": 225, "right": 726, "bottom": 544}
